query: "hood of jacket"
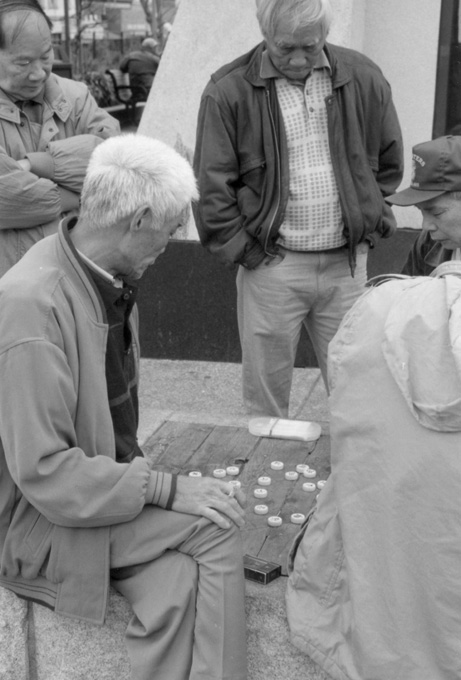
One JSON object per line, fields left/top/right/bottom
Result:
{"left": 381, "top": 269, "right": 461, "bottom": 431}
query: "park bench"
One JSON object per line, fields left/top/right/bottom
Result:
{"left": 104, "top": 68, "right": 146, "bottom": 123}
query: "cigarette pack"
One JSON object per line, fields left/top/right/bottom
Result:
{"left": 243, "top": 554, "right": 281, "bottom": 584}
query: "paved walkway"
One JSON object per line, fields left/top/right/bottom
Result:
{"left": 137, "top": 359, "right": 330, "bottom": 446}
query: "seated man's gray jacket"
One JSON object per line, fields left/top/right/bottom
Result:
{"left": 0, "top": 73, "right": 120, "bottom": 277}
{"left": 0, "top": 222, "right": 153, "bottom": 625}
{"left": 193, "top": 41, "right": 404, "bottom": 271}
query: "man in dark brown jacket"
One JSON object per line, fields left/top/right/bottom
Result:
{"left": 193, "top": 0, "right": 403, "bottom": 418}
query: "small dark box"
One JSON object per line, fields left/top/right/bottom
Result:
{"left": 243, "top": 554, "right": 281, "bottom": 584}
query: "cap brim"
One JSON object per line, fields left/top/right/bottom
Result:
{"left": 386, "top": 187, "right": 447, "bottom": 206}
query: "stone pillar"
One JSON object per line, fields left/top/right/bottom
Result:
{"left": 138, "top": 0, "right": 261, "bottom": 162}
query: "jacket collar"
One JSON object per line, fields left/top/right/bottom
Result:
{"left": 244, "top": 41, "right": 351, "bottom": 89}
{"left": 57, "top": 216, "right": 108, "bottom": 324}
{"left": 424, "top": 240, "right": 454, "bottom": 269}
{"left": 0, "top": 73, "right": 73, "bottom": 124}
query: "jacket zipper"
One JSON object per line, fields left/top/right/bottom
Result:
{"left": 325, "top": 92, "right": 356, "bottom": 276}
{"left": 264, "top": 88, "right": 282, "bottom": 254}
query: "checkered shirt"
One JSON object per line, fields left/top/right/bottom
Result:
{"left": 275, "top": 68, "right": 346, "bottom": 251}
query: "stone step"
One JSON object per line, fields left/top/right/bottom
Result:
{"left": 1, "top": 578, "right": 329, "bottom": 680}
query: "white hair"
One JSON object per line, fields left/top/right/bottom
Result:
{"left": 255, "top": 0, "right": 333, "bottom": 40}
{"left": 141, "top": 37, "right": 158, "bottom": 51}
{"left": 79, "top": 134, "right": 198, "bottom": 230}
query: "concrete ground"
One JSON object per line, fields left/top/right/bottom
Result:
{"left": 137, "top": 358, "right": 330, "bottom": 445}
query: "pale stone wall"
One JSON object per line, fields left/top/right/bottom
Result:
{"left": 138, "top": 0, "right": 261, "bottom": 165}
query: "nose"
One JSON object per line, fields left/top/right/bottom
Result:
{"left": 289, "top": 49, "right": 310, "bottom": 67}
{"left": 28, "top": 62, "right": 47, "bottom": 82}
{"left": 421, "top": 213, "right": 436, "bottom": 232}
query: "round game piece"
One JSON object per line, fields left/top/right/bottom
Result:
{"left": 291, "top": 513, "right": 306, "bottom": 524}
{"left": 213, "top": 468, "right": 226, "bottom": 478}
{"left": 229, "top": 480, "right": 241, "bottom": 489}
{"left": 302, "top": 481, "right": 317, "bottom": 492}
{"left": 285, "top": 471, "right": 299, "bottom": 481}
{"left": 296, "top": 464, "right": 310, "bottom": 474}
{"left": 188, "top": 471, "right": 202, "bottom": 477}
{"left": 254, "top": 488, "right": 268, "bottom": 499}
{"left": 226, "top": 465, "right": 240, "bottom": 476}
{"left": 254, "top": 504, "right": 269, "bottom": 515}
{"left": 258, "top": 476, "right": 272, "bottom": 486}
{"left": 267, "top": 516, "right": 283, "bottom": 527}
{"left": 270, "top": 461, "right": 284, "bottom": 470}
{"left": 317, "top": 479, "right": 327, "bottom": 489}
{"left": 303, "top": 468, "right": 317, "bottom": 478}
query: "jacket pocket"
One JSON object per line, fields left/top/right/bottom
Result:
{"left": 237, "top": 161, "right": 267, "bottom": 230}
{"left": 25, "top": 512, "right": 53, "bottom": 558}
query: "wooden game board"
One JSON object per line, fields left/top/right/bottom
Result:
{"left": 142, "top": 422, "right": 331, "bottom": 575}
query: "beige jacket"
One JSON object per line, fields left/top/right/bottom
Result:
{"left": 0, "top": 222, "right": 154, "bottom": 624}
{"left": 0, "top": 73, "right": 119, "bottom": 276}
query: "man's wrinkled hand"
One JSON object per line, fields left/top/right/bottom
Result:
{"left": 172, "top": 476, "right": 246, "bottom": 530}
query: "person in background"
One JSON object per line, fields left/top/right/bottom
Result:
{"left": 193, "top": 0, "right": 403, "bottom": 418}
{"left": 386, "top": 135, "right": 461, "bottom": 275}
{"left": 51, "top": 36, "right": 69, "bottom": 64}
{"left": 120, "top": 37, "right": 160, "bottom": 102}
{"left": 0, "top": 133, "right": 247, "bottom": 680}
{"left": 0, "top": 0, "right": 120, "bottom": 278}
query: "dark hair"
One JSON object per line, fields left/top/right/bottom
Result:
{"left": 0, "top": 0, "right": 52, "bottom": 49}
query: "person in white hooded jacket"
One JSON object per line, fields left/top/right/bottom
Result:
{"left": 285, "top": 134, "right": 461, "bottom": 680}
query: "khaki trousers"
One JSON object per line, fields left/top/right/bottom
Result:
{"left": 237, "top": 245, "right": 368, "bottom": 417}
{"left": 110, "top": 506, "right": 247, "bottom": 680}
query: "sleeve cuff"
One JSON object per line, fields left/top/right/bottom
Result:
{"left": 145, "top": 471, "right": 177, "bottom": 509}
{"left": 25, "top": 152, "right": 55, "bottom": 180}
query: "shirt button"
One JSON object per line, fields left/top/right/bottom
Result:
{"left": 123, "top": 293, "right": 130, "bottom": 300}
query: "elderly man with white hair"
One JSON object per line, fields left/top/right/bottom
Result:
{"left": 193, "top": 0, "right": 403, "bottom": 417}
{"left": 0, "top": 134, "right": 247, "bottom": 680}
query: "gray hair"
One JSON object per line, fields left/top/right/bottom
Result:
{"left": 255, "top": 0, "right": 333, "bottom": 40}
{"left": 79, "top": 134, "right": 198, "bottom": 230}
{"left": 141, "top": 37, "right": 158, "bottom": 51}
{"left": 0, "top": 0, "right": 52, "bottom": 49}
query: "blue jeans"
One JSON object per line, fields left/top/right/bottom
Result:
{"left": 236, "top": 244, "right": 368, "bottom": 417}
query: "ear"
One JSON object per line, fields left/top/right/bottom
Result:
{"left": 130, "top": 206, "right": 151, "bottom": 231}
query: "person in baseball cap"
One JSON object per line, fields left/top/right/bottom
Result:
{"left": 387, "top": 135, "right": 461, "bottom": 276}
